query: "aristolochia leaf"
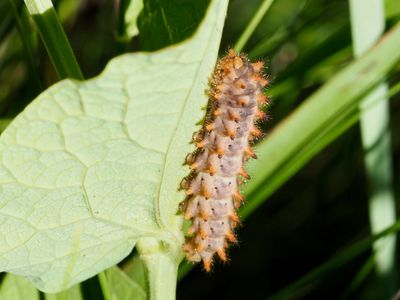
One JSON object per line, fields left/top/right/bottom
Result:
{"left": 0, "top": 0, "right": 228, "bottom": 292}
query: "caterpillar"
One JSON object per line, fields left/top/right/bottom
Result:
{"left": 180, "top": 49, "right": 269, "bottom": 271}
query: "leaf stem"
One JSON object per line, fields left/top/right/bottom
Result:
{"left": 137, "top": 238, "right": 179, "bottom": 300}
{"left": 234, "top": 0, "right": 275, "bottom": 52}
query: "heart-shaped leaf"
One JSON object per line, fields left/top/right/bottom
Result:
{"left": 0, "top": 0, "right": 228, "bottom": 292}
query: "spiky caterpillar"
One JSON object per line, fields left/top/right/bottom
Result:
{"left": 180, "top": 49, "right": 268, "bottom": 271}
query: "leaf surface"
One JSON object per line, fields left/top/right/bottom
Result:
{"left": 0, "top": 0, "right": 228, "bottom": 292}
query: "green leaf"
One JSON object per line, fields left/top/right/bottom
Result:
{"left": 0, "top": 0, "right": 228, "bottom": 293}
{"left": 137, "top": 0, "right": 211, "bottom": 51}
{"left": 44, "top": 284, "right": 83, "bottom": 300}
{"left": 0, "top": 274, "right": 39, "bottom": 300}
{"left": 104, "top": 267, "right": 146, "bottom": 300}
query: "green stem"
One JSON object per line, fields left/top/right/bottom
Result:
{"left": 24, "top": 0, "right": 84, "bottom": 80}
{"left": 137, "top": 238, "right": 179, "bottom": 300}
{"left": 234, "top": 0, "right": 275, "bottom": 52}
{"left": 98, "top": 272, "right": 112, "bottom": 300}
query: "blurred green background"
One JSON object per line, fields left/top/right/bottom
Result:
{"left": 1, "top": 0, "right": 400, "bottom": 299}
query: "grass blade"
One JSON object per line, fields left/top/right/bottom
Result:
{"left": 24, "top": 0, "right": 83, "bottom": 80}
{"left": 340, "top": 256, "right": 375, "bottom": 299}
{"left": 349, "top": 0, "right": 396, "bottom": 296}
{"left": 267, "top": 220, "right": 400, "bottom": 300}
{"left": 234, "top": 0, "right": 275, "bottom": 52}
{"left": 8, "top": 0, "right": 43, "bottom": 92}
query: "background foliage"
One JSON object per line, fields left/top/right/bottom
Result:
{"left": 0, "top": 0, "right": 400, "bottom": 299}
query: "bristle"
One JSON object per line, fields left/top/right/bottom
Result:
{"left": 234, "top": 57, "right": 243, "bottom": 69}
{"left": 233, "top": 191, "right": 244, "bottom": 202}
{"left": 216, "top": 147, "right": 225, "bottom": 156}
{"left": 196, "top": 243, "right": 204, "bottom": 253}
{"left": 181, "top": 49, "right": 269, "bottom": 271}
{"left": 245, "top": 146, "right": 257, "bottom": 159}
{"left": 226, "top": 231, "right": 237, "bottom": 243}
{"left": 202, "top": 187, "right": 211, "bottom": 199}
{"left": 252, "top": 74, "right": 269, "bottom": 87}
{"left": 251, "top": 61, "right": 264, "bottom": 72}
{"left": 187, "top": 226, "right": 196, "bottom": 235}
{"left": 184, "top": 211, "right": 193, "bottom": 220}
{"left": 229, "top": 212, "right": 240, "bottom": 223}
{"left": 250, "top": 126, "right": 262, "bottom": 137}
{"left": 214, "top": 108, "right": 222, "bottom": 116}
{"left": 203, "top": 259, "right": 212, "bottom": 272}
{"left": 196, "top": 140, "right": 206, "bottom": 148}
{"left": 237, "top": 97, "right": 249, "bottom": 106}
{"left": 199, "top": 209, "right": 209, "bottom": 220}
{"left": 199, "top": 228, "right": 208, "bottom": 238}
{"left": 206, "top": 123, "right": 215, "bottom": 131}
{"left": 190, "top": 163, "right": 199, "bottom": 170}
{"left": 228, "top": 110, "right": 240, "bottom": 122}
{"left": 225, "top": 128, "right": 236, "bottom": 139}
{"left": 214, "top": 93, "right": 222, "bottom": 100}
{"left": 185, "top": 188, "right": 194, "bottom": 196}
{"left": 205, "top": 165, "right": 217, "bottom": 176}
{"left": 256, "top": 109, "right": 266, "bottom": 120}
{"left": 238, "top": 167, "right": 250, "bottom": 179}
{"left": 217, "top": 249, "right": 227, "bottom": 262}
{"left": 235, "top": 80, "right": 247, "bottom": 90}
{"left": 257, "top": 94, "right": 267, "bottom": 105}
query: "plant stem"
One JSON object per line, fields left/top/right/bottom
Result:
{"left": 141, "top": 254, "right": 178, "bottom": 300}
{"left": 349, "top": 0, "right": 396, "bottom": 296}
{"left": 98, "top": 272, "right": 112, "bottom": 300}
{"left": 137, "top": 238, "right": 179, "bottom": 300}
{"left": 234, "top": 0, "right": 275, "bottom": 52}
{"left": 24, "top": 0, "right": 83, "bottom": 80}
